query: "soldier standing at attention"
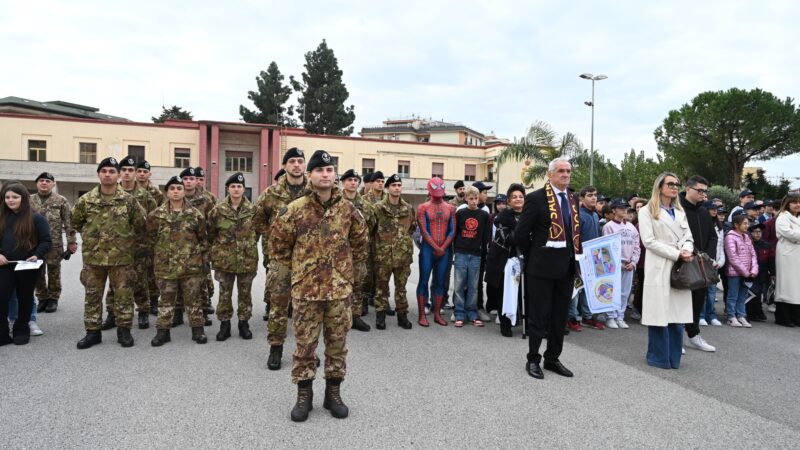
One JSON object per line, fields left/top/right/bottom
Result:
{"left": 359, "top": 172, "right": 373, "bottom": 196}
{"left": 148, "top": 176, "right": 208, "bottom": 346}
{"left": 72, "top": 157, "right": 146, "bottom": 349}
{"left": 340, "top": 169, "right": 375, "bottom": 331}
{"left": 135, "top": 160, "right": 162, "bottom": 315}
{"left": 373, "top": 174, "right": 415, "bottom": 330}
{"left": 194, "top": 166, "right": 217, "bottom": 317}
{"left": 364, "top": 171, "right": 386, "bottom": 204}
{"left": 255, "top": 147, "right": 310, "bottom": 370}
{"left": 195, "top": 167, "right": 218, "bottom": 204}
{"left": 270, "top": 150, "right": 368, "bottom": 422}
{"left": 208, "top": 172, "right": 260, "bottom": 341}
{"left": 31, "top": 172, "right": 77, "bottom": 313}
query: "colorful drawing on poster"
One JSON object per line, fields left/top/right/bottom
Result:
{"left": 595, "top": 279, "right": 614, "bottom": 304}
{"left": 592, "top": 245, "right": 616, "bottom": 277}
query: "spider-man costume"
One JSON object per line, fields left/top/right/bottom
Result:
{"left": 416, "top": 177, "right": 455, "bottom": 326}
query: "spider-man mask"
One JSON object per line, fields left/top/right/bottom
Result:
{"left": 427, "top": 177, "right": 446, "bottom": 198}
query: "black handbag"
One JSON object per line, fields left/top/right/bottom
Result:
{"left": 670, "top": 251, "right": 720, "bottom": 290}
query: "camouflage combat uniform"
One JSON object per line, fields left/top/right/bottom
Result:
{"left": 31, "top": 192, "right": 76, "bottom": 304}
{"left": 139, "top": 179, "right": 164, "bottom": 306}
{"left": 139, "top": 179, "right": 164, "bottom": 206}
{"left": 343, "top": 192, "right": 376, "bottom": 317}
{"left": 270, "top": 186, "right": 368, "bottom": 383}
{"left": 373, "top": 197, "right": 415, "bottom": 313}
{"left": 71, "top": 185, "right": 146, "bottom": 330}
{"left": 146, "top": 200, "right": 207, "bottom": 329}
{"left": 361, "top": 190, "right": 386, "bottom": 303}
{"left": 175, "top": 190, "right": 215, "bottom": 312}
{"left": 208, "top": 196, "right": 260, "bottom": 322}
{"left": 254, "top": 174, "right": 310, "bottom": 345}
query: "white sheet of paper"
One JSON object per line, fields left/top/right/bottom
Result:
{"left": 14, "top": 260, "right": 43, "bottom": 271}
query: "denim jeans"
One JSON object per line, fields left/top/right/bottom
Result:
{"left": 453, "top": 252, "right": 481, "bottom": 321}
{"left": 726, "top": 276, "right": 749, "bottom": 319}
{"left": 569, "top": 290, "right": 592, "bottom": 321}
{"left": 647, "top": 324, "right": 684, "bottom": 369}
{"left": 7, "top": 289, "right": 38, "bottom": 323}
{"left": 700, "top": 284, "right": 718, "bottom": 321}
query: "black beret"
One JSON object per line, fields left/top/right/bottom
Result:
{"left": 340, "top": 169, "right": 361, "bottom": 182}
{"left": 372, "top": 171, "right": 385, "bottom": 181}
{"left": 97, "top": 157, "right": 119, "bottom": 172}
{"left": 454, "top": 180, "right": 465, "bottom": 189}
{"left": 385, "top": 173, "right": 402, "bottom": 186}
{"left": 363, "top": 172, "right": 374, "bottom": 183}
{"left": 164, "top": 176, "right": 183, "bottom": 191}
{"left": 306, "top": 150, "right": 335, "bottom": 172}
{"left": 282, "top": 147, "right": 305, "bottom": 165}
{"left": 119, "top": 156, "right": 136, "bottom": 168}
{"left": 226, "top": 172, "right": 245, "bottom": 187}
{"left": 179, "top": 167, "right": 196, "bottom": 178}
{"left": 196, "top": 167, "right": 206, "bottom": 177}
{"left": 274, "top": 168, "right": 286, "bottom": 181}
{"left": 136, "top": 160, "right": 151, "bottom": 170}
{"left": 35, "top": 172, "right": 54, "bottom": 182}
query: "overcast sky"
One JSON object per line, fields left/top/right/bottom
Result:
{"left": 3, "top": 0, "right": 799, "bottom": 187}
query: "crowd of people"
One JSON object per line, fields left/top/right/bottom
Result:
{"left": 2, "top": 149, "right": 800, "bottom": 421}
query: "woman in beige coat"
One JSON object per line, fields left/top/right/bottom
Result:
{"left": 637, "top": 172, "right": 694, "bottom": 369}
{"left": 774, "top": 192, "right": 800, "bottom": 326}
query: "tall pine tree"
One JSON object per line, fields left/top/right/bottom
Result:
{"left": 290, "top": 40, "right": 356, "bottom": 135}
{"left": 152, "top": 105, "right": 193, "bottom": 123}
{"left": 240, "top": 61, "right": 297, "bottom": 127}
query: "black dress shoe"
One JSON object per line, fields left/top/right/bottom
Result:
{"left": 543, "top": 360, "right": 574, "bottom": 377}
{"left": 526, "top": 361, "right": 544, "bottom": 379}
{"left": 37, "top": 300, "right": 48, "bottom": 313}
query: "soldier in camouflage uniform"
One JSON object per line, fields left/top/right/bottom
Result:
{"left": 148, "top": 176, "right": 208, "bottom": 346}
{"left": 270, "top": 150, "right": 368, "bottom": 422}
{"left": 136, "top": 160, "right": 163, "bottom": 315}
{"left": 72, "top": 157, "right": 147, "bottom": 349}
{"left": 340, "top": 169, "right": 375, "bottom": 332}
{"left": 31, "top": 172, "right": 77, "bottom": 313}
{"left": 362, "top": 171, "right": 394, "bottom": 316}
{"left": 373, "top": 174, "right": 415, "bottom": 330}
{"left": 254, "top": 147, "right": 310, "bottom": 370}
{"left": 208, "top": 172, "right": 260, "bottom": 341}
{"left": 363, "top": 171, "right": 387, "bottom": 204}
{"left": 195, "top": 166, "right": 217, "bottom": 311}
{"left": 102, "top": 156, "right": 158, "bottom": 330}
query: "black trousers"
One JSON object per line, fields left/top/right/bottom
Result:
{"left": 633, "top": 268, "right": 645, "bottom": 315}
{"left": 685, "top": 288, "right": 706, "bottom": 338}
{"left": 0, "top": 266, "right": 38, "bottom": 337}
{"left": 525, "top": 274, "right": 572, "bottom": 363}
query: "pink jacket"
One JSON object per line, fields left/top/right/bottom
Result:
{"left": 724, "top": 230, "right": 758, "bottom": 277}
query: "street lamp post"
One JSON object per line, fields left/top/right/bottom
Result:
{"left": 580, "top": 73, "right": 607, "bottom": 186}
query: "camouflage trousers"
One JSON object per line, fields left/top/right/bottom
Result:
{"left": 363, "top": 247, "right": 376, "bottom": 300}
{"left": 204, "top": 260, "right": 214, "bottom": 308}
{"left": 34, "top": 256, "right": 62, "bottom": 302}
{"left": 146, "top": 254, "right": 159, "bottom": 302}
{"left": 175, "top": 267, "right": 211, "bottom": 311}
{"left": 291, "top": 298, "right": 351, "bottom": 384}
{"left": 266, "top": 262, "right": 291, "bottom": 346}
{"left": 81, "top": 265, "right": 134, "bottom": 330}
{"left": 105, "top": 255, "right": 150, "bottom": 314}
{"left": 156, "top": 277, "right": 204, "bottom": 329}
{"left": 375, "top": 262, "right": 411, "bottom": 313}
{"left": 215, "top": 271, "right": 256, "bottom": 321}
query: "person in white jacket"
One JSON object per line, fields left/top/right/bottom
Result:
{"left": 774, "top": 192, "right": 800, "bottom": 326}
{"left": 700, "top": 203, "right": 726, "bottom": 326}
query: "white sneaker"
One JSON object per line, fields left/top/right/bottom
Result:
{"left": 710, "top": 318, "right": 722, "bottom": 326}
{"left": 605, "top": 318, "right": 619, "bottom": 329}
{"left": 682, "top": 347, "right": 686, "bottom": 355}
{"left": 495, "top": 315, "right": 500, "bottom": 324}
{"left": 450, "top": 312, "right": 456, "bottom": 323}
{"left": 738, "top": 317, "right": 752, "bottom": 328}
{"left": 767, "top": 304, "right": 776, "bottom": 313}
{"left": 699, "top": 318, "right": 708, "bottom": 326}
{"left": 728, "top": 317, "right": 742, "bottom": 327}
{"left": 29, "top": 321, "right": 43, "bottom": 336}
{"left": 687, "top": 335, "right": 716, "bottom": 352}
{"left": 477, "top": 309, "right": 491, "bottom": 322}
{"left": 616, "top": 319, "right": 629, "bottom": 329}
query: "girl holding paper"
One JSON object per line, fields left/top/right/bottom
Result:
{"left": 0, "top": 182, "right": 52, "bottom": 346}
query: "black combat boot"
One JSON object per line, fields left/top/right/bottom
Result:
{"left": 386, "top": 307, "right": 396, "bottom": 317}
{"left": 191, "top": 326, "right": 208, "bottom": 344}
{"left": 138, "top": 311, "right": 150, "bottom": 329}
{"left": 360, "top": 298, "right": 368, "bottom": 317}
{"left": 172, "top": 309, "right": 184, "bottom": 327}
{"left": 37, "top": 300, "right": 48, "bottom": 313}
{"left": 45, "top": 300, "right": 58, "bottom": 313}
{"left": 101, "top": 312, "right": 116, "bottom": 330}
{"left": 117, "top": 327, "right": 134, "bottom": 347}
{"left": 323, "top": 378, "right": 349, "bottom": 419}
{"left": 238, "top": 320, "right": 253, "bottom": 340}
{"left": 151, "top": 329, "right": 171, "bottom": 347}
{"left": 267, "top": 345, "right": 283, "bottom": 370}
{"left": 203, "top": 305, "right": 215, "bottom": 315}
{"left": 149, "top": 297, "right": 158, "bottom": 316}
{"left": 263, "top": 303, "right": 270, "bottom": 321}
{"left": 375, "top": 311, "right": 386, "bottom": 330}
{"left": 290, "top": 380, "right": 314, "bottom": 422}
{"left": 216, "top": 320, "right": 231, "bottom": 341}
{"left": 76, "top": 330, "right": 102, "bottom": 349}
{"left": 203, "top": 313, "right": 212, "bottom": 326}
{"left": 397, "top": 312, "right": 412, "bottom": 329}
{"left": 351, "top": 314, "right": 371, "bottom": 332}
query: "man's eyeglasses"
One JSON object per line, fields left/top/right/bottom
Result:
{"left": 689, "top": 187, "right": 708, "bottom": 195}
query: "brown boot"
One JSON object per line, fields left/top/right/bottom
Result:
{"left": 417, "top": 295, "right": 429, "bottom": 327}
{"left": 433, "top": 295, "right": 447, "bottom": 326}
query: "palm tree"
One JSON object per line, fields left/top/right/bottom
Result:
{"left": 496, "top": 120, "right": 584, "bottom": 187}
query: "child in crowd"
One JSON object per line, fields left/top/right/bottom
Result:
{"left": 746, "top": 223, "right": 773, "bottom": 322}
{"left": 700, "top": 203, "right": 725, "bottom": 326}
{"left": 452, "top": 186, "right": 491, "bottom": 327}
{"left": 602, "top": 199, "right": 640, "bottom": 329}
{"left": 724, "top": 214, "right": 758, "bottom": 327}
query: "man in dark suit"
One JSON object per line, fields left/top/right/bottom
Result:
{"left": 515, "top": 158, "right": 581, "bottom": 379}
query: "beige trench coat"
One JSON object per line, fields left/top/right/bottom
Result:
{"left": 638, "top": 205, "right": 694, "bottom": 326}
{"left": 775, "top": 211, "right": 800, "bottom": 305}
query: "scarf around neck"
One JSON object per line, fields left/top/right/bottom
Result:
{"left": 545, "top": 182, "right": 581, "bottom": 254}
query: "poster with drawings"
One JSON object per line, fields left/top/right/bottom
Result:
{"left": 577, "top": 233, "right": 622, "bottom": 313}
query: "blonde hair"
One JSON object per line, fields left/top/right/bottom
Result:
{"left": 647, "top": 172, "right": 684, "bottom": 220}
{"left": 464, "top": 186, "right": 479, "bottom": 198}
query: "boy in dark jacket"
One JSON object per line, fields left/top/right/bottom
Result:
{"left": 746, "top": 223, "right": 772, "bottom": 322}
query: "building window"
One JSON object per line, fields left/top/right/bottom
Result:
{"left": 464, "top": 164, "right": 476, "bottom": 182}
{"left": 486, "top": 163, "right": 494, "bottom": 182}
{"left": 174, "top": 148, "right": 191, "bottom": 168}
{"left": 432, "top": 162, "right": 444, "bottom": 178}
{"left": 28, "top": 140, "right": 47, "bottom": 161}
{"left": 225, "top": 151, "right": 253, "bottom": 172}
{"left": 362, "top": 158, "right": 375, "bottom": 175}
{"left": 330, "top": 156, "right": 339, "bottom": 172}
{"left": 245, "top": 187, "right": 252, "bottom": 202}
{"left": 398, "top": 160, "right": 410, "bottom": 178}
{"left": 79, "top": 142, "right": 97, "bottom": 164}
{"left": 128, "top": 145, "right": 145, "bottom": 163}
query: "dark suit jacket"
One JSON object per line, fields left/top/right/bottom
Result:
{"left": 514, "top": 186, "right": 580, "bottom": 280}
